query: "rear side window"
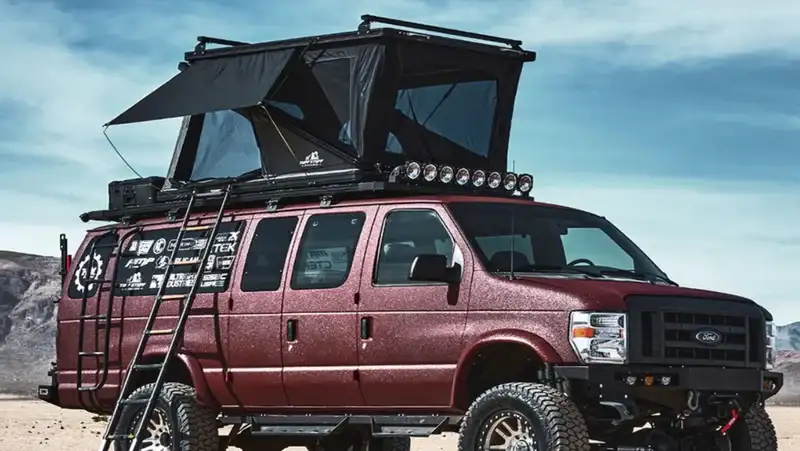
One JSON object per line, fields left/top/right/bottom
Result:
{"left": 68, "top": 232, "right": 117, "bottom": 299}
{"left": 241, "top": 217, "right": 299, "bottom": 292}
{"left": 114, "top": 220, "right": 244, "bottom": 296}
{"left": 290, "top": 212, "right": 366, "bottom": 290}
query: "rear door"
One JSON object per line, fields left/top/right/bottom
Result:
{"left": 280, "top": 205, "right": 375, "bottom": 407}
{"left": 356, "top": 203, "right": 472, "bottom": 407}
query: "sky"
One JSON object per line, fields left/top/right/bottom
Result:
{"left": 0, "top": 0, "right": 798, "bottom": 322}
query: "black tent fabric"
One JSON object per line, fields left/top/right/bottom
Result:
{"left": 105, "top": 48, "right": 296, "bottom": 126}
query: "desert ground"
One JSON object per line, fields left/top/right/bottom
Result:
{"left": 0, "top": 395, "right": 797, "bottom": 451}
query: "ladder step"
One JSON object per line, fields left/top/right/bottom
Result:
{"left": 106, "top": 433, "right": 135, "bottom": 440}
{"left": 79, "top": 351, "right": 104, "bottom": 357}
{"left": 81, "top": 314, "right": 108, "bottom": 320}
{"left": 133, "top": 363, "right": 164, "bottom": 371}
{"left": 120, "top": 398, "right": 150, "bottom": 405}
{"left": 185, "top": 225, "right": 212, "bottom": 231}
{"left": 159, "top": 294, "right": 187, "bottom": 301}
{"left": 146, "top": 329, "right": 175, "bottom": 336}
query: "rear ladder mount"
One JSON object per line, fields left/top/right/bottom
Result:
{"left": 98, "top": 186, "right": 233, "bottom": 451}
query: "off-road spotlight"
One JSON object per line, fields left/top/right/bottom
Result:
{"left": 487, "top": 172, "right": 502, "bottom": 189}
{"left": 472, "top": 170, "right": 486, "bottom": 187}
{"left": 423, "top": 164, "right": 437, "bottom": 182}
{"left": 406, "top": 161, "right": 421, "bottom": 180}
{"left": 503, "top": 173, "right": 518, "bottom": 191}
{"left": 440, "top": 166, "right": 454, "bottom": 183}
{"left": 518, "top": 174, "right": 533, "bottom": 193}
{"left": 456, "top": 168, "right": 470, "bottom": 185}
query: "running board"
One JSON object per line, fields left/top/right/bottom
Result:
{"left": 219, "top": 414, "right": 459, "bottom": 437}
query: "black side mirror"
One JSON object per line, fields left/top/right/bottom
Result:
{"left": 408, "top": 254, "right": 459, "bottom": 284}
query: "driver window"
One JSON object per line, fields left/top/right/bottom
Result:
{"left": 561, "top": 227, "right": 634, "bottom": 269}
{"left": 375, "top": 209, "right": 454, "bottom": 285}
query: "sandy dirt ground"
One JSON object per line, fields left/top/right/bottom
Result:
{"left": 0, "top": 395, "right": 797, "bottom": 450}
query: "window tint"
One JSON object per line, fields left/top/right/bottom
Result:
{"left": 114, "top": 221, "right": 244, "bottom": 296}
{"left": 561, "top": 227, "right": 634, "bottom": 270}
{"left": 241, "top": 217, "right": 299, "bottom": 292}
{"left": 375, "top": 210, "right": 454, "bottom": 285}
{"left": 391, "top": 79, "right": 497, "bottom": 158}
{"left": 191, "top": 110, "right": 261, "bottom": 180}
{"left": 67, "top": 233, "right": 117, "bottom": 299}
{"left": 290, "top": 212, "right": 365, "bottom": 290}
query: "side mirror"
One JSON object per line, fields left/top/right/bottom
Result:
{"left": 408, "top": 254, "right": 459, "bottom": 284}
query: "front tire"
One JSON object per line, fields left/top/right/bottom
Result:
{"left": 114, "top": 382, "right": 219, "bottom": 451}
{"left": 458, "top": 382, "right": 589, "bottom": 451}
{"left": 727, "top": 404, "right": 778, "bottom": 451}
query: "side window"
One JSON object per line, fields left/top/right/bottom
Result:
{"left": 114, "top": 220, "right": 244, "bottom": 296}
{"left": 68, "top": 233, "right": 117, "bottom": 299}
{"left": 241, "top": 217, "right": 299, "bottom": 292}
{"left": 561, "top": 227, "right": 634, "bottom": 269}
{"left": 375, "top": 210, "right": 454, "bottom": 285}
{"left": 290, "top": 212, "right": 366, "bottom": 290}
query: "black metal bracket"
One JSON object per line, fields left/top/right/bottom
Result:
{"left": 194, "top": 36, "right": 251, "bottom": 55}
{"left": 265, "top": 199, "right": 280, "bottom": 212}
{"left": 358, "top": 14, "right": 523, "bottom": 49}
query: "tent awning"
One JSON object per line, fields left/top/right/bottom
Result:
{"left": 105, "top": 48, "right": 296, "bottom": 126}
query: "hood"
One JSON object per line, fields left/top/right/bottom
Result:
{"left": 507, "top": 275, "right": 758, "bottom": 311}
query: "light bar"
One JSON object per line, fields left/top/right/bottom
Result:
{"left": 395, "top": 161, "right": 533, "bottom": 195}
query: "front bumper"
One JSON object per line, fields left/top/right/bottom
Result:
{"left": 554, "top": 364, "right": 783, "bottom": 396}
{"left": 38, "top": 384, "right": 59, "bottom": 406}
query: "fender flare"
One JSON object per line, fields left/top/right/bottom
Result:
{"left": 449, "top": 329, "right": 563, "bottom": 408}
{"left": 138, "top": 350, "right": 217, "bottom": 408}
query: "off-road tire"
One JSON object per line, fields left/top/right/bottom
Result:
{"left": 114, "top": 382, "right": 219, "bottom": 451}
{"left": 727, "top": 404, "right": 778, "bottom": 451}
{"left": 458, "top": 382, "right": 589, "bottom": 451}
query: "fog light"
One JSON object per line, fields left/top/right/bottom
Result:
{"left": 518, "top": 174, "right": 533, "bottom": 192}
{"left": 406, "top": 162, "right": 421, "bottom": 180}
{"left": 487, "top": 172, "right": 502, "bottom": 189}
{"left": 503, "top": 173, "right": 517, "bottom": 190}
{"left": 625, "top": 376, "right": 637, "bottom": 386}
{"left": 644, "top": 375, "right": 654, "bottom": 386}
{"left": 472, "top": 170, "right": 486, "bottom": 187}
{"left": 660, "top": 376, "right": 672, "bottom": 386}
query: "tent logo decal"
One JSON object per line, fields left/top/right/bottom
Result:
{"left": 299, "top": 151, "right": 324, "bottom": 168}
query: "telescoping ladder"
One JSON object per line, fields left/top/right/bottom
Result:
{"left": 98, "top": 186, "right": 232, "bottom": 451}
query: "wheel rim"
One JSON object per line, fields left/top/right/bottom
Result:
{"left": 479, "top": 411, "right": 537, "bottom": 451}
{"left": 130, "top": 407, "right": 173, "bottom": 451}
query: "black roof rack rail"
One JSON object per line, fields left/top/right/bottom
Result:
{"left": 358, "top": 14, "right": 523, "bottom": 50}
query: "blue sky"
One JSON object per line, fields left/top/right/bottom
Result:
{"left": 1, "top": 0, "right": 798, "bottom": 323}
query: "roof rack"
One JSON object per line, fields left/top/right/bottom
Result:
{"left": 82, "top": 163, "right": 534, "bottom": 223}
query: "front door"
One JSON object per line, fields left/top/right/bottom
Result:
{"left": 357, "top": 204, "right": 472, "bottom": 407}
{"left": 281, "top": 206, "right": 375, "bottom": 407}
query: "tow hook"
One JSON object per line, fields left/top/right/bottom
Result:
{"left": 719, "top": 408, "right": 740, "bottom": 435}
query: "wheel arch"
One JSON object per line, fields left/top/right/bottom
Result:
{"left": 130, "top": 352, "right": 217, "bottom": 408}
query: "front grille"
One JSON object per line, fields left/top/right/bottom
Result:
{"left": 627, "top": 296, "right": 766, "bottom": 368}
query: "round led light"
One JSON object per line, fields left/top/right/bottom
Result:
{"left": 472, "top": 170, "right": 486, "bottom": 187}
{"left": 440, "top": 166, "right": 454, "bottom": 183}
{"left": 456, "top": 168, "right": 470, "bottom": 185}
{"left": 518, "top": 174, "right": 533, "bottom": 192}
{"left": 503, "top": 173, "right": 518, "bottom": 191}
{"left": 487, "top": 172, "right": 502, "bottom": 189}
{"left": 423, "top": 164, "right": 437, "bottom": 181}
{"left": 405, "top": 161, "right": 421, "bottom": 180}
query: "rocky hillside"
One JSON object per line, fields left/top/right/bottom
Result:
{"left": 0, "top": 251, "right": 60, "bottom": 394}
{"left": 0, "top": 250, "right": 799, "bottom": 405}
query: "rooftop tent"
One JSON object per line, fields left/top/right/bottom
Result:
{"left": 103, "top": 16, "right": 536, "bottom": 188}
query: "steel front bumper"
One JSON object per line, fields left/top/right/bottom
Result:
{"left": 554, "top": 365, "right": 783, "bottom": 396}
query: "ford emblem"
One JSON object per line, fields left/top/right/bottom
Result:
{"left": 694, "top": 329, "right": 723, "bottom": 345}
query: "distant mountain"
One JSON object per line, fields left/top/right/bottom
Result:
{"left": 777, "top": 322, "right": 800, "bottom": 351}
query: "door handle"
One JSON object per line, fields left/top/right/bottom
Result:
{"left": 287, "top": 319, "right": 297, "bottom": 342}
{"left": 360, "top": 317, "right": 372, "bottom": 340}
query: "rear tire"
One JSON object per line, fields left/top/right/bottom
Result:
{"left": 458, "top": 382, "right": 589, "bottom": 451}
{"left": 114, "top": 382, "right": 219, "bottom": 451}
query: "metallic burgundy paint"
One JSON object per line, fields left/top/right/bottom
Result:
{"left": 54, "top": 196, "right": 753, "bottom": 414}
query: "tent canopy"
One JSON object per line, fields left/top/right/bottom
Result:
{"left": 104, "top": 26, "right": 535, "bottom": 186}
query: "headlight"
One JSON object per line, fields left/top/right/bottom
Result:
{"left": 766, "top": 321, "right": 776, "bottom": 370}
{"left": 569, "top": 312, "right": 628, "bottom": 364}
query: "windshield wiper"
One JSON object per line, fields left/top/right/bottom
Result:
{"left": 495, "top": 264, "right": 604, "bottom": 278}
{"left": 596, "top": 268, "right": 678, "bottom": 286}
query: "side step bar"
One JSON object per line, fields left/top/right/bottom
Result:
{"left": 220, "top": 414, "right": 460, "bottom": 438}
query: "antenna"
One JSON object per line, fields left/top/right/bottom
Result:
{"left": 509, "top": 160, "right": 516, "bottom": 280}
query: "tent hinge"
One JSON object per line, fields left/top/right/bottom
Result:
{"left": 320, "top": 195, "right": 333, "bottom": 208}
{"left": 265, "top": 199, "right": 280, "bottom": 213}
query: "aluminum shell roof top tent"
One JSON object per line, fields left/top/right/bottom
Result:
{"left": 87, "top": 15, "right": 536, "bottom": 223}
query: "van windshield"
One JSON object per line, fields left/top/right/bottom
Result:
{"left": 447, "top": 201, "right": 670, "bottom": 282}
